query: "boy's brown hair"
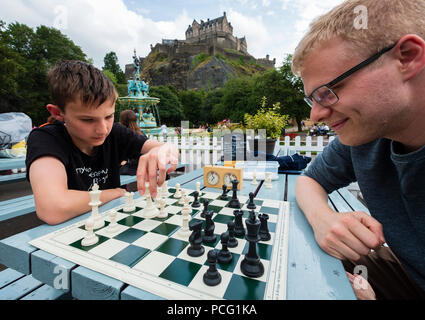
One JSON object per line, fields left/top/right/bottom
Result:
{"left": 47, "top": 60, "right": 117, "bottom": 112}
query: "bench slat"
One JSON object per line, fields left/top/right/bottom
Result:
{"left": 0, "top": 274, "right": 42, "bottom": 300}
{"left": 20, "top": 284, "right": 72, "bottom": 300}
{"left": 0, "top": 268, "right": 25, "bottom": 289}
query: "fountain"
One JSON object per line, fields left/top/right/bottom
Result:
{"left": 118, "top": 50, "right": 164, "bottom": 135}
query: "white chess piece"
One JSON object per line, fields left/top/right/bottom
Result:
{"left": 178, "top": 190, "right": 186, "bottom": 204}
{"left": 160, "top": 181, "right": 170, "bottom": 198}
{"left": 141, "top": 193, "right": 159, "bottom": 218}
{"left": 251, "top": 169, "right": 258, "bottom": 185}
{"left": 177, "top": 209, "right": 191, "bottom": 238}
{"left": 89, "top": 183, "right": 104, "bottom": 229}
{"left": 106, "top": 209, "right": 120, "bottom": 233}
{"left": 174, "top": 183, "right": 182, "bottom": 198}
{"left": 123, "top": 192, "right": 136, "bottom": 212}
{"left": 157, "top": 198, "right": 168, "bottom": 218}
{"left": 196, "top": 181, "right": 201, "bottom": 194}
{"left": 265, "top": 172, "right": 272, "bottom": 189}
{"left": 82, "top": 217, "right": 99, "bottom": 246}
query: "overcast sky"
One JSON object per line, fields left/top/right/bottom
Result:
{"left": 0, "top": 0, "right": 344, "bottom": 70}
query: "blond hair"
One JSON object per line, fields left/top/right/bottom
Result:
{"left": 292, "top": 0, "right": 425, "bottom": 76}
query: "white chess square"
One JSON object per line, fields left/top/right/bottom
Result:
{"left": 164, "top": 205, "right": 182, "bottom": 215}
{"left": 216, "top": 207, "right": 235, "bottom": 216}
{"left": 132, "top": 232, "right": 168, "bottom": 250}
{"left": 132, "top": 251, "right": 176, "bottom": 276}
{"left": 95, "top": 224, "right": 129, "bottom": 238}
{"left": 261, "top": 199, "right": 281, "bottom": 208}
{"left": 88, "top": 239, "right": 130, "bottom": 259}
{"left": 165, "top": 214, "right": 183, "bottom": 226}
{"left": 53, "top": 227, "right": 87, "bottom": 245}
{"left": 132, "top": 219, "right": 163, "bottom": 232}
{"left": 210, "top": 199, "right": 229, "bottom": 207}
{"left": 177, "top": 244, "right": 207, "bottom": 264}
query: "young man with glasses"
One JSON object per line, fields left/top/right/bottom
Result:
{"left": 292, "top": 0, "right": 425, "bottom": 299}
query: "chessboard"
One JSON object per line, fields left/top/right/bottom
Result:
{"left": 29, "top": 183, "right": 290, "bottom": 300}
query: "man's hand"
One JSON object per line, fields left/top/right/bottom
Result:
{"left": 313, "top": 211, "right": 386, "bottom": 261}
{"left": 136, "top": 143, "right": 179, "bottom": 198}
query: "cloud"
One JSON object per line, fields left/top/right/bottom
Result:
{"left": 0, "top": 0, "right": 191, "bottom": 70}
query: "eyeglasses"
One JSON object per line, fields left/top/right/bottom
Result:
{"left": 304, "top": 42, "right": 397, "bottom": 108}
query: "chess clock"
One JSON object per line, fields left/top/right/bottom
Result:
{"left": 203, "top": 165, "right": 243, "bottom": 190}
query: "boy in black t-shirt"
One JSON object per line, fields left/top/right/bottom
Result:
{"left": 26, "top": 61, "right": 179, "bottom": 225}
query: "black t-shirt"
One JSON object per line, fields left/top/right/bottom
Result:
{"left": 26, "top": 121, "right": 147, "bottom": 191}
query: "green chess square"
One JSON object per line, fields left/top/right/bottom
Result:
{"left": 110, "top": 245, "right": 150, "bottom": 267}
{"left": 159, "top": 258, "right": 201, "bottom": 286}
{"left": 118, "top": 215, "right": 144, "bottom": 227}
{"left": 223, "top": 274, "right": 266, "bottom": 300}
{"left": 151, "top": 223, "right": 180, "bottom": 236}
{"left": 156, "top": 238, "right": 188, "bottom": 256}
{"left": 114, "top": 228, "right": 146, "bottom": 243}
{"left": 70, "top": 235, "right": 109, "bottom": 251}
{"left": 213, "top": 214, "right": 234, "bottom": 225}
{"left": 242, "top": 242, "right": 272, "bottom": 260}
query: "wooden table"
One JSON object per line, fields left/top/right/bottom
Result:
{"left": 0, "top": 165, "right": 360, "bottom": 300}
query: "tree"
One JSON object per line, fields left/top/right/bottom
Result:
{"left": 149, "top": 86, "right": 184, "bottom": 126}
{"left": 179, "top": 90, "right": 206, "bottom": 126}
{"left": 103, "top": 51, "right": 126, "bottom": 84}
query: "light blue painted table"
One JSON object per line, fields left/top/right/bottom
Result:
{"left": 0, "top": 158, "right": 25, "bottom": 171}
{"left": 0, "top": 167, "right": 357, "bottom": 300}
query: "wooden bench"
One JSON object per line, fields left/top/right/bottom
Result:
{"left": 0, "top": 172, "right": 26, "bottom": 185}
{"left": 0, "top": 268, "right": 71, "bottom": 300}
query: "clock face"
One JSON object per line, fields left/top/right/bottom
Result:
{"left": 206, "top": 171, "right": 220, "bottom": 186}
{"left": 224, "top": 173, "right": 237, "bottom": 187}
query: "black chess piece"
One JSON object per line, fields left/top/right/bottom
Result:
{"left": 202, "top": 210, "right": 217, "bottom": 243}
{"left": 219, "top": 184, "right": 230, "bottom": 200}
{"left": 227, "top": 221, "right": 238, "bottom": 248}
{"left": 247, "top": 192, "right": 256, "bottom": 210}
{"left": 228, "top": 179, "right": 241, "bottom": 209}
{"left": 203, "top": 249, "right": 221, "bottom": 286}
{"left": 201, "top": 199, "right": 210, "bottom": 218}
{"left": 217, "top": 232, "right": 233, "bottom": 264}
{"left": 192, "top": 191, "right": 201, "bottom": 208}
{"left": 259, "top": 213, "right": 271, "bottom": 241}
{"left": 187, "top": 220, "right": 205, "bottom": 257}
{"left": 240, "top": 210, "right": 264, "bottom": 278}
{"left": 233, "top": 209, "right": 246, "bottom": 237}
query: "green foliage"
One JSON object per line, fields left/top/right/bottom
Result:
{"left": 0, "top": 20, "right": 87, "bottom": 125}
{"left": 103, "top": 69, "right": 117, "bottom": 87}
{"left": 179, "top": 89, "right": 206, "bottom": 125}
{"left": 244, "top": 97, "right": 290, "bottom": 139}
{"left": 215, "top": 53, "right": 225, "bottom": 60}
{"left": 149, "top": 85, "right": 184, "bottom": 126}
{"left": 191, "top": 53, "right": 208, "bottom": 68}
{"left": 103, "top": 51, "right": 126, "bottom": 84}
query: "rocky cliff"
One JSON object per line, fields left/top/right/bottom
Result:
{"left": 126, "top": 48, "right": 273, "bottom": 91}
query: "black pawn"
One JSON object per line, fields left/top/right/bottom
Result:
{"left": 187, "top": 220, "right": 205, "bottom": 257}
{"left": 191, "top": 191, "right": 200, "bottom": 208}
{"left": 201, "top": 199, "right": 210, "bottom": 218}
{"left": 203, "top": 250, "right": 221, "bottom": 286}
{"left": 247, "top": 192, "right": 256, "bottom": 210}
{"left": 227, "top": 221, "right": 238, "bottom": 248}
{"left": 228, "top": 179, "right": 241, "bottom": 209}
{"left": 219, "top": 184, "right": 230, "bottom": 200}
{"left": 240, "top": 210, "right": 264, "bottom": 278}
{"left": 259, "top": 213, "right": 271, "bottom": 241}
{"left": 217, "top": 232, "right": 233, "bottom": 264}
{"left": 233, "top": 209, "right": 245, "bottom": 237}
{"left": 202, "top": 210, "right": 216, "bottom": 243}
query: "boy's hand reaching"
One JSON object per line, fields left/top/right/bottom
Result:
{"left": 136, "top": 143, "right": 179, "bottom": 198}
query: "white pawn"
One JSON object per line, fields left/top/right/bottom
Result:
{"left": 178, "top": 190, "right": 186, "bottom": 204}
{"left": 161, "top": 181, "right": 170, "bottom": 198}
{"left": 123, "top": 191, "right": 136, "bottom": 212}
{"left": 177, "top": 210, "right": 191, "bottom": 238}
{"left": 82, "top": 217, "right": 99, "bottom": 246}
{"left": 106, "top": 209, "right": 120, "bottom": 233}
{"left": 157, "top": 198, "right": 168, "bottom": 218}
{"left": 196, "top": 181, "right": 201, "bottom": 194}
{"left": 265, "top": 172, "right": 272, "bottom": 189}
{"left": 174, "top": 183, "right": 182, "bottom": 198}
{"left": 251, "top": 169, "right": 258, "bottom": 185}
